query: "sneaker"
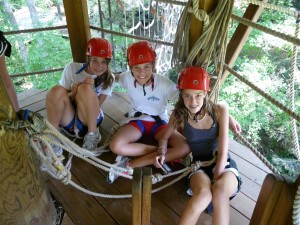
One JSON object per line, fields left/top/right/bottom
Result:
{"left": 107, "top": 156, "right": 132, "bottom": 184}
{"left": 82, "top": 129, "right": 101, "bottom": 151}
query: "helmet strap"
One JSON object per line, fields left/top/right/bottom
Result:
{"left": 75, "top": 63, "right": 88, "bottom": 74}
{"left": 187, "top": 105, "right": 205, "bottom": 123}
{"left": 133, "top": 75, "right": 154, "bottom": 96}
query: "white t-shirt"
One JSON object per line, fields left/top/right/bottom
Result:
{"left": 59, "top": 62, "right": 114, "bottom": 97}
{"left": 119, "top": 71, "right": 178, "bottom": 122}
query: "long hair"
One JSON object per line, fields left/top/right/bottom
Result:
{"left": 89, "top": 58, "right": 114, "bottom": 90}
{"left": 173, "top": 91, "right": 217, "bottom": 127}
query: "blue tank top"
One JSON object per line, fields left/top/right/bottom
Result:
{"left": 183, "top": 116, "right": 219, "bottom": 161}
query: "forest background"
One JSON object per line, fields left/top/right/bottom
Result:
{"left": 1, "top": 0, "right": 299, "bottom": 179}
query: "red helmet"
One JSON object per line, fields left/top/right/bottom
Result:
{"left": 127, "top": 41, "right": 156, "bottom": 66}
{"left": 86, "top": 38, "right": 112, "bottom": 59}
{"left": 177, "top": 67, "right": 210, "bottom": 91}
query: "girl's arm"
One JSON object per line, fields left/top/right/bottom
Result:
{"left": 155, "top": 113, "right": 177, "bottom": 166}
{"left": 0, "top": 55, "right": 19, "bottom": 112}
{"left": 213, "top": 104, "right": 229, "bottom": 181}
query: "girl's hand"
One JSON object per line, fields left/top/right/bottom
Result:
{"left": 154, "top": 153, "right": 166, "bottom": 168}
{"left": 71, "top": 82, "right": 80, "bottom": 96}
{"left": 83, "top": 76, "right": 94, "bottom": 85}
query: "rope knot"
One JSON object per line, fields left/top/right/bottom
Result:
{"left": 191, "top": 161, "right": 202, "bottom": 172}
{"left": 151, "top": 173, "right": 163, "bottom": 184}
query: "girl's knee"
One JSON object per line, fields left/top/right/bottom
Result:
{"left": 47, "top": 85, "right": 68, "bottom": 100}
{"left": 193, "top": 188, "right": 212, "bottom": 204}
{"left": 109, "top": 138, "right": 125, "bottom": 155}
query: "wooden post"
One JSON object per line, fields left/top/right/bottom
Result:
{"left": 142, "top": 167, "right": 152, "bottom": 225}
{"left": 132, "top": 167, "right": 152, "bottom": 225}
{"left": 250, "top": 173, "right": 298, "bottom": 225}
{"left": 132, "top": 168, "right": 142, "bottom": 225}
{"left": 0, "top": 77, "right": 56, "bottom": 223}
{"left": 63, "top": 0, "right": 91, "bottom": 63}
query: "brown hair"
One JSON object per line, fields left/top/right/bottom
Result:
{"left": 173, "top": 91, "right": 217, "bottom": 128}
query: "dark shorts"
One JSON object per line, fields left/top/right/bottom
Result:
{"left": 61, "top": 110, "right": 103, "bottom": 138}
{"left": 186, "top": 157, "right": 242, "bottom": 199}
{"left": 128, "top": 120, "right": 167, "bottom": 138}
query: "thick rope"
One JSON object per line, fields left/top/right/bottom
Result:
{"left": 90, "top": 25, "right": 173, "bottom": 46}
{"left": 172, "top": 0, "right": 234, "bottom": 101}
{"left": 239, "top": 0, "right": 299, "bottom": 17}
{"left": 234, "top": 133, "right": 279, "bottom": 174}
{"left": 291, "top": 15, "right": 300, "bottom": 225}
{"left": 231, "top": 14, "right": 300, "bottom": 47}
{"left": 293, "top": 185, "right": 300, "bottom": 225}
{"left": 0, "top": 112, "right": 208, "bottom": 199}
{"left": 224, "top": 64, "right": 300, "bottom": 123}
{"left": 289, "top": 18, "right": 300, "bottom": 161}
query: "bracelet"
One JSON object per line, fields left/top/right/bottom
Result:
{"left": 158, "top": 146, "right": 167, "bottom": 155}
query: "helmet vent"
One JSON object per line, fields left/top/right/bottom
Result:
{"left": 100, "top": 50, "right": 105, "bottom": 55}
{"left": 193, "top": 80, "right": 198, "bottom": 85}
{"left": 138, "top": 54, "right": 143, "bottom": 59}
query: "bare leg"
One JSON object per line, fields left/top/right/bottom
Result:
{"left": 179, "top": 172, "right": 212, "bottom": 225}
{"left": 211, "top": 171, "right": 238, "bottom": 225}
{"left": 109, "top": 124, "right": 157, "bottom": 156}
{"left": 129, "top": 129, "right": 189, "bottom": 168}
{"left": 46, "top": 85, "right": 75, "bottom": 128}
{"left": 76, "top": 83, "right": 100, "bottom": 132}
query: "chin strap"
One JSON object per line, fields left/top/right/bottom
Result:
{"left": 133, "top": 75, "right": 154, "bottom": 96}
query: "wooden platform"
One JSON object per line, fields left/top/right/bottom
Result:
{"left": 17, "top": 89, "right": 272, "bottom": 225}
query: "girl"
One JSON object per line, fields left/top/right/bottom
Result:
{"left": 108, "top": 41, "right": 190, "bottom": 183}
{"left": 158, "top": 66, "right": 242, "bottom": 225}
{"left": 46, "top": 38, "right": 114, "bottom": 152}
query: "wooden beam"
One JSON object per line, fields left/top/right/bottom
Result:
{"left": 142, "top": 167, "right": 152, "bottom": 225}
{"left": 221, "top": 2, "right": 267, "bottom": 85}
{"left": 189, "top": 0, "right": 218, "bottom": 51}
{"left": 132, "top": 168, "right": 142, "bottom": 225}
{"left": 249, "top": 173, "right": 297, "bottom": 225}
{"left": 63, "top": 0, "right": 91, "bottom": 62}
{"left": 0, "top": 74, "right": 56, "bottom": 224}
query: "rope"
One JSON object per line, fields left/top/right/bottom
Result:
{"left": 0, "top": 111, "right": 205, "bottom": 199}
{"left": 4, "top": 25, "right": 68, "bottom": 35}
{"left": 234, "top": 133, "right": 279, "bottom": 174}
{"left": 291, "top": 15, "right": 300, "bottom": 225}
{"left": 289, "top": 17, "right": 300, "bottom": 161}
{"left": 90, "top": 25, "right": 173, "bottom": 46}
{"left": 10, "top": 68, "right": 64, "bottom": 78}
{"left": 231, "top": 14, "right": 300, "bottom": 47}
{"left": 238, "top": 0, "right": 300, "bottom": 17}
{"left": 171, "top": 0, "right": 234, "bottom": 101}
{"left": 293, "top": 185, "right": 300, "bottom": 225}
{"left": 224, "top": 64, "right": 300, "bottom": 123}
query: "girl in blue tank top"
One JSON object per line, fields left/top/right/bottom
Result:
{"left": 158, "top": 66, "right": 242, "bottom": 225}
